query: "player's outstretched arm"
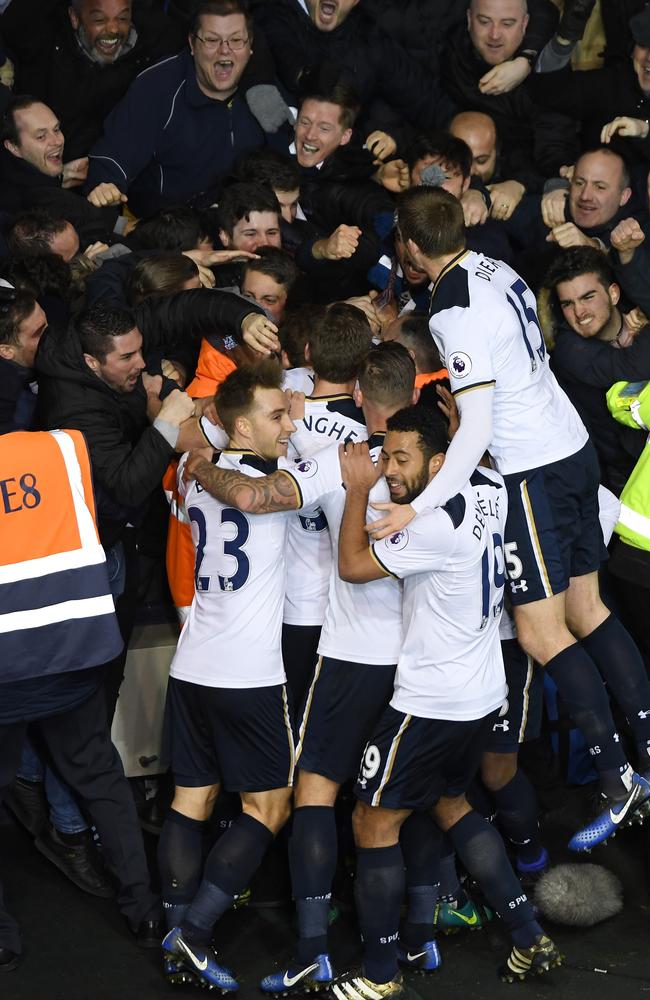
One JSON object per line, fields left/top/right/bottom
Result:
{"left": 184, "top": 452, "right": 300, "bottom": 514}
{"left": 338, "top": 443, "right": 387, "bottom": 584}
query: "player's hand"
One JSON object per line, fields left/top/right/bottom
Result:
{"left": 344, "top": 294, "right": 382, "bottom": 337}
{"left": 158, "top": 387, "right": 196, "bottom": 426}
{"left": 288, "top": 389, "right": 306, "bottom": 422}
{"left": 62, "top": 156, "right": 89, "bottom": 188}
{"left": 314, "top": 224, "right": 362, "bottom": 261}
{"left": 83, "top": 240, "right": 110, "bottom": 260}
{"left": 541, "top": 188, "right": 568, "bottom": 229}
{"left": 183, "top": 248, "right": 260, "bottom": 268}
{"left": 87, "top": 182, "right": 128, "bottom": 208}
{"left": 622, "top": 307, "right": 648, "bottom": 341}
{"left": 436, "top": 384, "right": 460, "bottom": 439}
{"left": 193, "top": 394, "right": 220, "bottom": 424}
{"left": 487, "top": 180, "right": 525, "bottom": 221}
{"left": 460, "top": 188, "right": 488, "bottom": 226}
{"left": 366, "top": 500, "right": 416, "bottom": 540}
{"left": 241, "top": 312, "right": 280, "bottom": 356}
{"left": 601, "top": 116, "right": 649, "bottom": 144}
{"left": 374, "top": 158, "right": 410, "bottom": 193}
{"left": 559, "top": 164, "right": 575, "bottom": 182}
{"left": 546, "top": 222, "right": 596, "bottom": 248}
{"left": 339, "top": 441, "right": 379, "bottom": 493}
{"left": 610, "top": 217, "right": 645, "bottom": 265}
{"left": 183, "top": 446, "right": 214, "bottom": 484}
{"left": 161, "top": 358, "right": 187, "bottom": 386}
{"left": 479, "top": 56, "right": 530, "bottom": 95}
{"left": 365, "top": 130, "right": 397, "bottom": 161}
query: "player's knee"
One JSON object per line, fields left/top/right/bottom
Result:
{"left": 172, "top": 783, "right": 220, "bottom": 821}
{"left": 243, "top": 788, "right": 292, "bottom": 835}
{"left": 433, "top": 794, "right": 471, "bottom": 832}
{"left": 481, "top": 752, "right": 517, "bottom": 792}
{"left": 294, "top": 769, "right": 339, "bottom": 808}
{"left": 352, "top": 801, "right": 404, "bottom": 848}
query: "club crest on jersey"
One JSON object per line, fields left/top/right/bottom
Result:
{"left": 295, "top": 459, "right": 318, "bottom": 478}
{"left": 385, "top": 529, "right": 409, "bottom": 550}
{"left": 449, "top": 352, "right": 472, "bottom": 378}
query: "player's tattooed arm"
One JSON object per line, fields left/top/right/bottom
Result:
{"left": 185, "top": 455, "right": 300, "bottom": 514}
{"left": 338, "top": 442, "right": 387, "bottom": 584}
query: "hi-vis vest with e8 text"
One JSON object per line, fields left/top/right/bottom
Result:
{"left": 0, "top": 430, "right": 123, "bottom": 682}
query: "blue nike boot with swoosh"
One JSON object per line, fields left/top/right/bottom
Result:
{"left": 397, "top": 939, "right": 441, "bottom": 973}
{"left": 162, "top": 927, "right": 238, "bottom": 992}
{"left": 260, "top": 954, "right": 334, "bottom": 996}
{"left": 568, "top": 772, "right": 650, "bottom": 852}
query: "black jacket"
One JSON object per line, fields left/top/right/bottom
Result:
{"left": 613, "top": 244, "right": 650, "bottom": 316}
{"left": 551, "top": 324, "right": 645, "bottom": 493}
{"left": 1, "top": 0, "right": 186, "bottom": 159}
{"left": 251, "top": 0, "right": 455, "bottom": 142}
{"left": 364, "top": 0, "right": 558, "bottom": 74}
{"left": 442, "top": 24, "right": 579, "bottom": 180}
{"left": 0, "top": 357, "right": 37, "bottom": 434}
{"left": 35, "top": 288, "right": 262, "bottom": 544}
{"left": 0, "top": 146, "right": 120, "bottom": 242}
{"left": 85, "top": 49, "right": 285, "bottom": 218}
{"left": 528, "top": 60, "right": 650, "bottom": 159}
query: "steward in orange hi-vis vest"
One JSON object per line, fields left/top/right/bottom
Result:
{"left": 0, "top": 429, "right": 123, "bottom": 682}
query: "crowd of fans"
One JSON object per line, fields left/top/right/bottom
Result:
{"left": 1, "top": 0, "right": 650, "bottom": 992}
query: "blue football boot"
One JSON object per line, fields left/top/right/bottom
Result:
{"left": 260, "top": 954, "right": 334, "bottom": 996}
{"left": 162, "top": 927, "right": 238, "bottom": 992}
{"left": 568, "top": 772, "right": 650, "bottom": 852}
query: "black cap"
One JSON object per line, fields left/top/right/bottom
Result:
{"left": 630, "top": 8, "right": 650, "bottom": 47}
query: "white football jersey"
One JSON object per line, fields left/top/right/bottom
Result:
{"left": 170, "top": 449, "right": 326, "bottom": 688}
{"left": 283, "top": 366, "right": 315, "bottom": 394}
{"left": 283, "top": 394, "right": 367, "bottom": 628}
{"left": 284, "top": 434, "right": 403, "bottom": 666}
{"left": 371, "top": 467, "right": 508, "bottom": 721}
{"left": 430, "top": 251, "right": 587, "bottom": 475}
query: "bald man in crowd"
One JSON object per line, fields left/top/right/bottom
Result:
{"left": 450, "top": 109, "right": 547, "bottom": 220}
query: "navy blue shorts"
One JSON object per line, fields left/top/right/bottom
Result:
{"left": 295, "top": 656, "right": 396, "bottom": 784}
{"left": 355, "top": 706, "right": 499, "bottom": 810}
{"left": 163, "top": 677, "right": 295, "bottom": 792}
{"left": 486, "top": 639, "right": 543, "bottom": 752}
{"left": 502, "top": 441, "right": 606, "bottom": 606}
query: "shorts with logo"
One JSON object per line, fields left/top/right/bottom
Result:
{"left": 163, "top": 677, "right": 295, "bottom": 791}
{"left": 486, "top": 639, "right": 543, "bottom": 752}
{"left": 502, "top": 441, "right": 606, "bottom": 606}
{"left": 295, "top": 656, "right": 396, "bottom": 784}
{"left": 355, "top": 706, "right": 499, "bottom": 810}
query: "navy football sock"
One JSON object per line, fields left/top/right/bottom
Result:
{"left": 183, "top": 813, "right": 273, "bottom": 944}
{"left": 355, "top": 844, "right": 404, "bottom": 984}
{"left": 491, "top": 770, "right": 544, "bottom": 865}
{"left": 290, "top": 806, "right": 338, "bottom": 963}
{"left": 581, "top": 614, "right": 650, "bottom": 769}
{"left": 438, "top": 839, "right": 463, "bottom": 902}
{"left": 158, "top": 809, "right": 207, "bottom": 930}
{"left": 448, "top": 811, "right": 539, "bottom": 944}
{"left": 400, "top": 812, "right": 440, "bottom": 947}
{"left": 545, "top": 643, "right": 629, "bottom": 792}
